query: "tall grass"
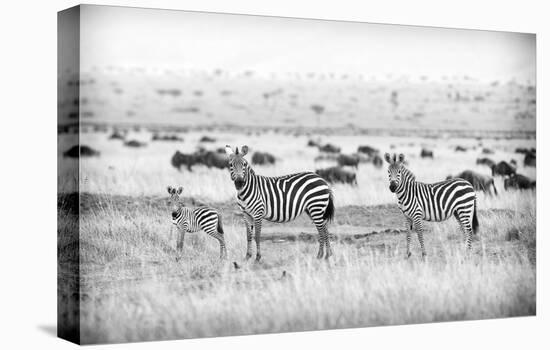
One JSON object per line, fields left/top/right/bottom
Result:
{"left": 71, "top": 187, "right": 536, "bottom": 344}
{"left": 56, "top": 130, "right": 536, "bottom": 343}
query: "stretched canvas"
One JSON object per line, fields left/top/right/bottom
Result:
{"left": 58, "top": 5, "right": 536, "bottom": 345}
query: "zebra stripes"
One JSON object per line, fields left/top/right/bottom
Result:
{"left": 167, "top": 186, "right": 227, "bottom": 259}
{"left": 225, "top": 145, "right": 335, "bottom": 260}
{"left": 384, "top": 153, "right": 478, "bottom": 258}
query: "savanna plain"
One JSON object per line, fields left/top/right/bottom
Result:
{"left": 58, "top": 69, "right": 536, "bottom": 343}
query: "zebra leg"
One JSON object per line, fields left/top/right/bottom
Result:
{"left": 457, "top": 210, "right": 474, "bottom": 250}
{"left": 323, "top": 225, "right": 333, "bottom": 260}
{"left": 242, "top": 212, "right": 254, "bottom": 260}
{"left": 305, "top": 207, "right": 330, "bottom": 259}
{"left": 254, "top": 219, "right": 263, "bottom": 262}
{"left": 404, "top": 217, "right": 412, "bottom": 259}
{"left": 219, "top": 233, "right": 227, "bottom": 259}
{"left": 413, "top": 217, "right": 426, "bottom": 259}
{"left": 205, "top": 230, "right": 227, "bottom": 259}
{"left": 454, "top": 212, "right": 467, "bottom": 243}
{"left": 316, "top": 233, "right": 325, "bottom": 259}
{"left": 176, "top": 229, "right": 185, "bottom": 252}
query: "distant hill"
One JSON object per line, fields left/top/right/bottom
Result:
{"left": 58, "top": 67, "right": 536, "bottom": 134}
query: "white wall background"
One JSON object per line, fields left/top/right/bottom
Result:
{"left": 0, "top": 0, "right": 547, "bottom": 349}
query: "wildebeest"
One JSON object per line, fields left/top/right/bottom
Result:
{"left": 476, "top": 157, "right": 495, "bottom": 168}
{"left": 357, "top": 145, "right": 379, "bottom": 157}
{"left": 491, "top": 161, "right": 516, "bottom": 177}
{"left": 199, "top": 136, "right": 216, "bottom": 143}
{"left": 372, "top": 154, "right": 383, "bottom": 168}
{"left": 124, "top": 140, "right": 147, "bottom": 148}
{"left": 455, "top": 145, "right": 468, "bottom": 152}
{"left": 318, "top": 143, "right": 341, "bottom": 153}
{"left": 171, "top": 151, "right": 198, "bottom": 171}
{"left": 446, "top": 170, "right": 498, "bottom": 196}
{"left": 314, "top": 153, "right": 339, "bottom": 162}
{"left": 337, "top": 154, "right": 359, "bottom": 168}
{"left": 307, "top": 139, "right": 321, "bottom": 148}
{"left": 315, "top": 167, "right": 357, "bottom": 185}
{"left": 109, "top": 130, "right": 126, "bottom": 140}
{"left": 524, "top": 151, "right": 536, "bottom": 167}
{"left": 504, "top": 173, "right": 536, "bottom": 190}
{"left": 152, "top": 133, "right": 183, "bottom": 142}
{"left": 515, "top": 147, "right": 535, "bottom": 155}
{"left": 420, "top": 148, "right": 433, "bottom": 158}
{"left": 196, "top": 150, "right": 228, "bottom": 169}
{"left": 63, "top": 145, "right": 100, "bottom": 158}
{"left": 251, "top": 152, "right": 276, "bottom": 165}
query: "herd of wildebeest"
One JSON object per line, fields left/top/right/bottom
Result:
{"left": 62, "top": 126, "right": 536, "bottom": 194}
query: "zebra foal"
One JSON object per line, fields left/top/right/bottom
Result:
{"left": 384, "top": 153, "right": 479, "bottom": 259}
{"left": 225, "top": 145, "right": 335, "bottom": 260}
{"left": 167, "top": 186, "right": 227, "bottom": 259}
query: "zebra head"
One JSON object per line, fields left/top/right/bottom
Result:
{"left": 384, "top": 153, "right": 406, "bottom": 193}
{"left": 167, "top": 185, "right": 184, "bottom": 223}
{"left": 225, "top": 145, "right": 251, "bottom": 190}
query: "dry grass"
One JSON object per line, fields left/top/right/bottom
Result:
{"left": 70, "top": 197, "right": 535, "bottom": 344}
{"left": 57, "top": 128, "right": 536, "bottom": 344}
{"left": 57, "top": 177, "right": 535, "bottom": 343}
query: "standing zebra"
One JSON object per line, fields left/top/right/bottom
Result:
{"left": 225, "top": 145, "right": 335, "bottom": 260}
{"left": 167, "top": 186, "right": 227, "bottom": 259}
{"left": 384, "top": 153, "right": 478, "bottom": 258}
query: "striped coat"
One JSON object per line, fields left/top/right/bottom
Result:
{"left": 226, "top": 145, "right": 335, "bottom": 260}
{"left": 167, "top": 186, "right": 226, "bottom": 259}
{"left": 385, "top": 153, "right": 478, "bottom": 258}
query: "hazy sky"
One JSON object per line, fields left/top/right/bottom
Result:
{"left": 80, "top": 5, "right": 536, "bottom": 82}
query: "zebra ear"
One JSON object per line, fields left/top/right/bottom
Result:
{"left": 177, "top": 187, "right": 183, "bottom": 195}
{"left": 241, "top": 145, "right": 249, "bottom": 156}
{"left": 398, "top": 153, "right": 405, "bottom": 163}
{"left": 225, "top": 145, "right": 234, "bottom": 156}
{"left": 167, "top": 186, "right": 173, "bottom": 194}
{"left": 384, "top": 153, "right": 392, "bottom": 163}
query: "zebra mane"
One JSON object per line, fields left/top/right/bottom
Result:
{"left": 400, "top": 165, "right": 416, "bottom": 182}
{"left": 244, "top": 159, "right": 256, "bottom": 176}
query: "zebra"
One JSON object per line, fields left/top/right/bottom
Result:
{"left": 225, "top": 145, "right": 335, "bottom": 260}
{"left": 167, "top": 186, "right": 227, "bottom": 259}
{"left": 384, "top": 153, "right": 479, "bottom": 259}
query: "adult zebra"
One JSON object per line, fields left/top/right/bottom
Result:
{"left": 385, "top": 153, "right": 478, "bottom": 258}
{"left": 225, "top": 145, "right": 335, "bottom": 260}
{"left": 167, "top": 186, "right": 227, "bottom": 259}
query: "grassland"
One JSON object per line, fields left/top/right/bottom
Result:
{"left": 57, "top": 128, "right": 536, "bottom": 344}
{"left": 57, "top": 68, "right": 536, "bottom": 344}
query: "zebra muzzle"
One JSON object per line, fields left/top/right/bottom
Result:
{"left": 234, "top": 178, "right": 245, "bottom": 189}
{"left": 389, "top": 181, "right": 398, "bottom": 192}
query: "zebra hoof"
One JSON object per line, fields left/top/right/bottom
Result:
{"left": 405, "top": 252, "right": 412, "bottom": 259}
{"left": 245, "top": 253, "right": 252, "bottom": 260}
{"left": 255, "top": 254, "right": 262, "bottom": 262}
{"left": 324, "top": 251, "right": 333, "bottom": 260}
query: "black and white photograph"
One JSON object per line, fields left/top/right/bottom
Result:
{"left": 57, "top": 4, "right": 536, "bottom": 345}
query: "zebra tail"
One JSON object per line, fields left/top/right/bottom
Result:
{"left": 217, "top": 213, "right": 224, "bottom": 234}
{"left": 472, "top": 199, "right": 479, "bottom": 234}
{"left": 492, "top": 180, "right": 498, "bottom": 196}
{"left": 323, "top": 191, "right": 335, "bottom": 223}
